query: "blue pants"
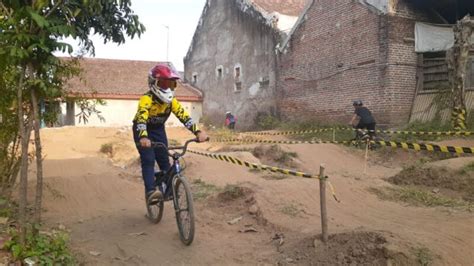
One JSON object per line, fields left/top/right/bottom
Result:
{"left": 133, "top": 124, "right": 170, "bottom": 193}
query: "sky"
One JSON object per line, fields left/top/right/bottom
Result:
{"left": 56, "top": 0, "right": 207, "bottom": 71}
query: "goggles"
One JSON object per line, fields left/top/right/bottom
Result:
{"left": 156, "top": 79, "right": 177, "bottom": 90}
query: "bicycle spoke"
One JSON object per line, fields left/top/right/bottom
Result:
{"left": 174, "top": 176, "right": 195, "bottom": 245}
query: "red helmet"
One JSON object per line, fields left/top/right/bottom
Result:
{"left": 149, "top": 64, "right": 180, "bottom": 81}
{"left": 148, "top": 64, "right": 180, "bottom": 103}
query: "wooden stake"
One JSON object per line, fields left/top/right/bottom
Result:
{"left": 319, "top": 164, "right": 328, "bottom": 243}
{"left": 364, "top": 140, "right": 369, "bottom": 174}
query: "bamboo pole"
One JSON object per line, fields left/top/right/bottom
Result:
{"left": 319, "top": 164, "right": 328, "bottom": 243}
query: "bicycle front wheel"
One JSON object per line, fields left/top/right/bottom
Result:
{"left": 172, "top": 175, "right": 195, "bottom": 245}
{"left": 146, "top": 195, "right": 164, "bottom": 224}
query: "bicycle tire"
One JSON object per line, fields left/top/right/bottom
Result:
{"left": 146, "top": 195, "right": 164, "bottom": 224}
{"left": 172, "top": 175, "right": 195, "bottom": 245}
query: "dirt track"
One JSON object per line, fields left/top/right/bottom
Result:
{"left": 31, "top": 126, "right": 474, "bottom": 265}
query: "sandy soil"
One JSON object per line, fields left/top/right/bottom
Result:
{"left": 28, "top": 126, "right": 474, "bottom": 265}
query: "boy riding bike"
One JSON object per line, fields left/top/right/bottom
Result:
{"left": 349, "top": 100, "right": 376, "bottom": 141}
{"left": 132, "top": 64, "right": 208, "bottom": 204}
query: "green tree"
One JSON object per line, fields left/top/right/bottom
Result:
{"left": 0, "top": 0, "right": 145, "bottom": 246}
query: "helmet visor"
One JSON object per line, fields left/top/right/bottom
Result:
{"left": 157, "top": 79, "right": 177, "bottom": 90}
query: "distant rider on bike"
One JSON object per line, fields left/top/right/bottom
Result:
{"left": 133, "top": 64, "right": 208, "bottom": 203}
{"left": 349, "top": 100, "right": 376, "bottom": 140}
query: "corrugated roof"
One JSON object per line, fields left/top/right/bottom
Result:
{"left": 251, "top": 0, "right": 307, "bottom": 16}
{"left": 64, "top": 57, "right": 202, "bottom": 102}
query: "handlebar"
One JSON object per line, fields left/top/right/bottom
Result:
{"left": 136, "top": 137, "right": 209, "bottom": 159}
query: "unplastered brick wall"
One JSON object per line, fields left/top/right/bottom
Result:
{"left": 385, "top": 15, "right": 418, "bottom": 125}
{"left": 277, "top": 0, "right": 389, "bottom": 125}
{"left": 276, "top": 0, "right": 423, "bottom": 126}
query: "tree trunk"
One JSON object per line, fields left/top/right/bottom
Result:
{"left": 31, "top": 89, "right": 43, "bottom": 226}
{"left": 448, "top": 15, "right": 474, "bottom": 130}
{"left": 17, "top": 68, "right": 32, "bottom": 245}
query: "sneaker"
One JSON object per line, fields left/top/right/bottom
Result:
{"left": 146, "top": 189, "right": 162, "bottom": 204}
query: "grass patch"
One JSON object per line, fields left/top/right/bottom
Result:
{"left": 389, "top": 165, "right": 474, "bottom": 202}
{"left": 280, "top": 203, "right": 301, "bottom": 217}
{"left": 210, "top": 128, "right": 237, "bottom": 140}
{"left": 458, "top": 162, "right": 474, "bottom": 175}
{"left": 191, "top": 179, "right": 219, "bottom": 201}
{"left": 412, "top": 247, "right": 435, "bottom": 266}
{"left": 369, "top": 187, "right": 472, "bottom": 210}
{"left": 393, "top": 120, "right": 474, "bottom": 142}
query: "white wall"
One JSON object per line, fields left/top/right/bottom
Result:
{"left": 61, "top": 99, "right": 202, "bottom": 127}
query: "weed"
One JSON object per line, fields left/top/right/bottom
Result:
{"left": 191, "top": 179, "right": 219, "bottom": 201}
{"left": 248, "top": 168, "right": 262, "bottom": 173}
{"left": 168, "top": 139, "right": 180, "bottom": 146}
{"left": 45, "top": 183, "right": 65, "bottom": 200}
{"left": 99, "top": 143, "right": 113, "bottom": 155}
{"left": 412, "top": 247, "right": 435, "bottom": 266}
{"left": 221, "top": 184, "right": 246, "bottom": 199}
{"left": 252, "top": 145, "right": 298, "bottom": 168}
{"left": 458, "top": 162, "right": 474, "bottom": 175}
{"left": 262, "top": 174, "right": 288, "bottom": 180}
{"left": 253, "top": 112, "right": 280, "bottom": 130}
{"left": 211, "top": 128, "right": 236, "bottom": 140}
{"left": 5, "top": 228, "right": 75, "bottom": 265}
{"left": 217, "top": 146, "right": 253, "bottom": 153}
{"left": 280, "top": 203, "right": 300, "bottom": 217}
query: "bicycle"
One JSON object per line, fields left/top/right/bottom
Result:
{"left": 140, "top": 138, "right": 206, "bottom": 245}
{"left": 351, "top": 128, "right": 381, "bottom": 150}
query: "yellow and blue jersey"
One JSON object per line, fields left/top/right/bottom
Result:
{"left": 133, "top": 92, "right": 199, "bottom": 138}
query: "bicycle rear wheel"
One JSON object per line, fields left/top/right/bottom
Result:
{"left": 172, "top": 175, "right": 195, "bottom": 245}
{"left": 146, "top": 195, "right": 164, "bottom": 224}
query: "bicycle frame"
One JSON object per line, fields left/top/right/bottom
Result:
{"left": 148, "top": 138, "right": 199, "bottom": 200}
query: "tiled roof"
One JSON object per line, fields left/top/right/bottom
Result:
{"left": 251, "top": 0, "right": 307, "bottom": 16}
{"left": 64, "top": 57, "right": 202, "bottom": 102}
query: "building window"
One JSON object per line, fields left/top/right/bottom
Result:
{"left": 192, "top": 72, "right": 198, "bottom": 84}
{"left": 468, "top": 57, "right": 474, "bottom": 90}
{"left": 422, "top": 52, "right": 448, "bottom": 91}
{"left": 216, "top": 65, "right": 223, "bottom": 79}
{"left": 234, "top": 81, "right": 242, "bottom": 92}
{"left": 234, "top": 64, "right": 242, "bottom": 81}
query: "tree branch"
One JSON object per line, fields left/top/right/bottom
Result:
{"left": 45, "top": 0, "right": 63, "bottom": 18}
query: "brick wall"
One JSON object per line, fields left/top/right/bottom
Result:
{"left": 276, "top": 0, "right": 424, "bottom": 127}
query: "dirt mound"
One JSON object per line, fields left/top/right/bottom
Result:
{"left": 388, "top": 165, "right": 474, "bottom": 202}
{"left": 278, "top": 231, "right": 416, "bottom": 266}
{"left": 252, "top": 144, "right": 299, "bottom": 168}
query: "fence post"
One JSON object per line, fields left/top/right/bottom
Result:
{"left": 319, "top": 164, "right": 328, "bottom": 243}
{"left": 332, "top": 128, "right": 336, "bottom": 141}
{"left": 364, "top": 140, "right": 369, "bottom": 174}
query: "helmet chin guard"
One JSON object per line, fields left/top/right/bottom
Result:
{"left": 151, "top": 86, "right": 174, "bottom": 103}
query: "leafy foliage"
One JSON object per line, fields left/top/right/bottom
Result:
{"left": 254, "top": 112, "right": 280, "bottom": 130}
{"left": 0, "top": 0, "right": 146, "bottom": 249}
{"left": 75, "top": 97, "right": 107, "bottom": 124}
{"left": 5, "top": 228, "right": 75, "bottom": 265}
{"left": 0, "top": 65, "right": 20, "bottom": 193}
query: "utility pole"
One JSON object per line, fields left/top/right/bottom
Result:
{"left": 163, "top": 25, "right": 169, "bottom": 62}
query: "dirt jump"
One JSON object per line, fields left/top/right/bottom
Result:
{"left": 32, "top": 126, "right": 473, "bottom": 265}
